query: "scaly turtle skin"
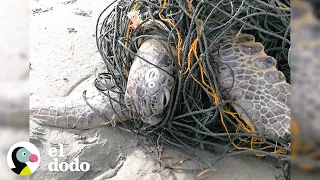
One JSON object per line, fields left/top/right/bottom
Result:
{"left": 124, "top": 19, "right": 177, "bottom": 125}
{"left": 124, "top": 37, "right": 176, "bottom": 125}
{"left": 216, "top": 33, "right": 291, "bottom": 139}
{"left": 30, "top": 76, "right": 132, "bottom": 129}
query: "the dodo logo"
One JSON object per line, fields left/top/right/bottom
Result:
{"left": 7, "top": 141, "right": 40, "bottom": 176}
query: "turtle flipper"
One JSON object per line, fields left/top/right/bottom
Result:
{"left": 216, "top": 33, "right": 291, "bottom": 139}
{"left": 30, "top": 81, "right": 132, "bottom": 130}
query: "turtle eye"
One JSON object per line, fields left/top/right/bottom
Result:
{"left": 22, "top": 152, "right": 26, "bottom": 156}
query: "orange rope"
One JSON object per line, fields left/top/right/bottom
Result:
{"left": 159, "top": 0, "right": 183, "bottom": 67}
{"left": 160, "top": 0, "right": 285, "bottom": 156}
{"left": 188, "top": 0, "right": 194, "bottom": 17}
{"left": 183, "top": 17, "right": 286, "bottom": 155}
{"left": 179, "top": 11, "right": 261, "bottom": 152}
{"left": 124, "top": 1, "right": 140, "bottom": 77}
{"left": 183, "top": 37, "right": 198, "bottom": 75}
{"left": 183, "top": 19, "right": 220, "bottom": 105}
{"left": 223, "top": 109, "right": 255, "bottom": 133}
{"left": 125, "top": 1, "right": 140, "bottom": 47}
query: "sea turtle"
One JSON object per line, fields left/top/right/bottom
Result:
{"left": 30, "top": 10, "right": 290, "bottom": 140}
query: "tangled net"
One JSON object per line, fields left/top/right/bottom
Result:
{"left": 93, "top": 0, "right": 290, "bottom": 178}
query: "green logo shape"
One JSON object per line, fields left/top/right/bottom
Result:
{"left": 7, "top": 141, "right": 40, "bottom": 176}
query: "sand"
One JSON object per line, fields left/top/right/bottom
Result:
{"left": 27, "top": 0, "right": 285, "bottom": 179}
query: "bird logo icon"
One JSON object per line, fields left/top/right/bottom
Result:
{"left": 7, "top": 141, "right": 40, "bottom": 176}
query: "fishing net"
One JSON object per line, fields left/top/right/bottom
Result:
{"left": 92, "top": 0, "right": 291, "bottom": 178}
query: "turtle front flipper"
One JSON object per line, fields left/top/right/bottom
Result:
{"left": 216, "top": 33, "right": 290, "bottom": 139}
{"left": 30, "top": 79, "right": 132, "bottom": 130}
